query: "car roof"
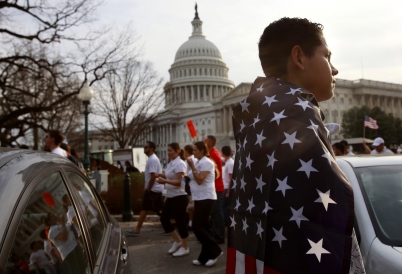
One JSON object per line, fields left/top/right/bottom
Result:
{"left": 336, "top": 154, "right": 402, "bottom": 168}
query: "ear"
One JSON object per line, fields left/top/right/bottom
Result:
{"left": 289, "top": 45, "right": 306, "bottom": 70}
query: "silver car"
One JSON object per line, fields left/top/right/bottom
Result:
{"left": 0, "top": 148, "right": 131, "bottom": 274}
{"left": 337, "top": 155, "right": 402, "bottom": 273}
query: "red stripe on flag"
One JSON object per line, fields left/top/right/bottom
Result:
{"left": 245, "top": 254, "right": 257, "bottom": 273}
{"left": 226, "top": 247, "right": 236, "bottom": 274}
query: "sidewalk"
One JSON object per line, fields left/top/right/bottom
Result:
{"left": 119, "top": 218, "right": 226, "bottom": 274}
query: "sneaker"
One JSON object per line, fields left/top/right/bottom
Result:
{"left": 192, "top": 260, "right": 201, "bottom": 266}
{"left": 205, "top": 252, "right": 223, "bottom": 267}
{"left": 168, "top": 241, "right": 182, "bottom": 254}
{"left": 126, "top": 229, "right": 140, "bottom": 236}
{"left": 172, "top": 247, "right": 189, "bottom": 257}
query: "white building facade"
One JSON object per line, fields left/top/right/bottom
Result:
{"left": 149, "top": 9, "right": 402, "bottom": 160}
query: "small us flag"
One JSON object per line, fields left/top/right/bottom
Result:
{"left": 227, "top": 77, "right": 360, "bottom": 274}
{"left": 364, "top": 115, "right": 379, "bottom": 129}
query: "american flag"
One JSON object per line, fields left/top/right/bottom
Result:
{"left": 364, "top": 115, "right": 379, "bottom": 129}
{"left": 227, "top": 77, "right": 357, "bottom": 274}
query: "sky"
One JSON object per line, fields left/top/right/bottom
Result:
{"left": 96, "top": 0, "right": 402, "bottom": 87}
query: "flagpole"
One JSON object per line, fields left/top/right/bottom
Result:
{"left": 363, "top": 114, "right": 366, "bottom": 141}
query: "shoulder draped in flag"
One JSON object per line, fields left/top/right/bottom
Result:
{"left": 227, "top": 77, "right": 356, "bottom": 274}
{"left": 364, "top": 115, "right": 379, "bottom": 129}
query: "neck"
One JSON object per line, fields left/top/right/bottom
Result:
{"left": 224, "top": 156, "right": 231, "bottom": 161}
{"left": 49, "top": 144, "right": 58, "bottom": 151}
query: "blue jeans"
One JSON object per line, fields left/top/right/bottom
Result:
{"left": 208, "top": 191, "right": 225, "bottom": 243}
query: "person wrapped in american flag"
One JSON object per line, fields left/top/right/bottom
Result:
{"left": 227, "top": 18, "right": 365, "bottom": 274}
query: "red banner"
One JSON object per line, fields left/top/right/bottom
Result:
{"left": 186, "top": 120, "right": 197, "bottom": 138}
{"left": 42, "top": 192, "right": 55, "bottom": 207}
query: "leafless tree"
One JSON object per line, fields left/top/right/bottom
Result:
{"left": 94, "top": 58, "right": 175, "bottom": 149}
{"left": 0, "top": 0, "right": 138, "bottom": 147}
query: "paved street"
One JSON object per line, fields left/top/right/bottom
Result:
{"left": 120, "top": 221, "right": 226, "bottom": 274}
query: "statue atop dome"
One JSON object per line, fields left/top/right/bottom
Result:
{"left": 194, "top": 3, "right": 200, "bottom": 20}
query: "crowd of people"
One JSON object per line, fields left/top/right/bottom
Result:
{"left": 126, "top": 136, "right": 233, "bottom": 267}
{"left": 332, "top": 137, "right": 401, "bottom": 156}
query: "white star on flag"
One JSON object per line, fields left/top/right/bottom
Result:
{"left": 289, "top": 207, "right": 309, "bottom": 228}
{"left": 315, "top": 189, "right": 337, "bottom": 211}
{"left": 294, "top": 97, "right": 313, "bottom": 111}
{"left": 242, "top": 217, "right": 249, "bottom": 234}
{"left": 256, "top": 220, "right": 264, "bottom": 239}
{"left": 307, "top": 119, "right": 319, "bottom": 137}
{"left": 230, "top": 215, "right": 237, "bottom": 230}
{"left": 262, "top": 201, "right": 272, "bottom": 215}
{"left": 272, "top": 227, "right": 287, "bottom": 248}
{"left": 286, "top": 87, "right": 301, "bottom": 95}
{"left": 255, "top": 130, "right": 266, "bottom": 147}
{"left": 238, "top": 158, "right": 242, "bottom": 171}
{"left": 297, "top": 159, "right": 318, "bottom": 178}
{"left": 306, "top": 238, "right": 331, "bottom": 262}
{"left": 255, "top": 174, "right": 266, "bottom": 193}
{"left": 270, "top": 110, "right": 287, "bottom": 125}
{"left": 243, "top": 135, "right": 248, "bottom": 149}
{"left": 252, "top": 113, "right": 260, "bottom": 128}
{"left": 281, "top": 131, "right": 301, "bottom": 149}
{"left": 247, "top": 197, "right": 255, "bottom": 213}
{"left": 231, "top": 177, "right": 237, "bottom": 190}
{"left": 262, "top": 95, "right": 278, "bottom": 107}
{"left": 245, "top": 153, "right": 254, "bottom": 170}
{"left": 256, "top": 83, "right": 264, "bottom": 92}
{"left": 236, "top": 140, "right": 241, "bottom": 153}
{"left": 234, "top": 197, "right": 241, "bottom": 211}
{"left": 240, "top": 176, "right": 247, "bottom": 191}
{"left": 239, "top": 120, "right": 246, "bottom": 132}
{"left": 267, "top": 151, "right": 278, "bottom": 169}
{"left": 321, "top": 149, "right": 335, "bottom": 165}
{"left": 240, "top": 99, "right": 250, "bottom": 113}
{"left": 275, "top": 177, "right": 292, "bottom": 197}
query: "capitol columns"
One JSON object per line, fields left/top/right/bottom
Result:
{"left": 169, "top": 123, "right": 172, "bottom": 143}
{"left": 223, "top": 107, "right": 227, "bottom": 134}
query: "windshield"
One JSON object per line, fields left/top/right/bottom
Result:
{"left": 355, "top": 165, "right": 402, "bottom": 246}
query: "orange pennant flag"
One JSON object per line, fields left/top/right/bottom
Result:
{"left": 42, "top": 192, "right": 55, "bottom": 207}
{"left": 186, "top": 120, "right": 197, "bottom": 138}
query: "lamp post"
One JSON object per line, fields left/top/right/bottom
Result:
{"left": 78, "top": 81, "right": 94, "bottom": 175}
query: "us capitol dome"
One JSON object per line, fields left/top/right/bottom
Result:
{"left": 164, "top": 5, "right": 234, "bottom": 109}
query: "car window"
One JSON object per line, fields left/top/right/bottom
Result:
{"left": 66, "top": 172, "right": 107, "bottom": 256}
{"left": 4, "top": 172, "right": 90, "bottom": 274}
{"left": 355, "top": 165, "right": 402, "bottom": 246}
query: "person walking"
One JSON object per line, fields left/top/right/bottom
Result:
{"left": 44, "top": 130, "right": 67, "bottom": 157}
{"left": 183, "top": 145, "right": 196, "bottom": 229}
{"left": 221, "top": 146, "right": 234, "bottom": 225}
{"left": 127, "top": 141, "right": 163, "bottom": 236}
{"left": 125, "top": 161, "right": 139, "bottom": 173}
{"left": 204, "top": 135, "right": 225, "bottom": 244}
{"left": 156, "top": 143, "right": 189, "bottom": 257}
{"left": 187, "top": 141, "right": 223, "bottom": 266}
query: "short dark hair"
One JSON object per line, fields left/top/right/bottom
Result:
{"left": 206, "top": 135, "right": 216, "bottom": 146}
{"left": 222, "top": 146, "right": 231, "bottom": 157}
{"left": 48, "top": 130, "right": 64, "bottom": 146}
{"left": 146, "top": 141, "right": 156, "bottom": 151}
{"left": 333, "top": 142, "right": 345, "bottom": 154}
{"left": 168, "top": 142, "right": 181, "bottom": 152}
{"left": 184, "top": 145, "right": 193, "bottom": 155}
{"left": 194, "top": 141, "right": 209, "bottom": 157}
{"left": 258, "top": 17, "right": 324, "bottom": 77}
{"left": 60, "top": 143, "right": 70, "bottom": 153}
{"left": 340, "top": 140, "right": 349, "bottom": 147}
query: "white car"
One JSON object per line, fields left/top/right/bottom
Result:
{"left": 337, "top": 155, "right": 402, "bottom": 273}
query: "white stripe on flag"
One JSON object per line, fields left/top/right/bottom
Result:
{"left": 235, "top": 250, "right": 245, "bottom": 274}
{"left": 256, "top": 259, "right": 264, "bottom": 274}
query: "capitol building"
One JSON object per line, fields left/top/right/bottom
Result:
{"left": 141, "top": 8, "right": 402, "bottom": 160}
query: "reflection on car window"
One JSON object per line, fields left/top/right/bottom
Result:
{"left": 66, "top": 172, "right": 106, "bottom": 256}
{"left": 4, "top": 172, "right": 90, "bottom": 274}
{"left": 356, "top": 165, "right": 402, "bottom": 245}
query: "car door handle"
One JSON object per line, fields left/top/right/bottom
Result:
{"left": 121, "top": 247, "right": 128, "bottom": 263}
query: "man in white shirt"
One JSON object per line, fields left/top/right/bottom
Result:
{"left": 127, "top": 141, "right": 163, "bottom": 236}
{"left": 44, "top": 130, "right": 67, "bottom": 157}
{"left": 369, "top": 137, "right": 394, "bottom": 155}
{"left": 221, "top": 146, "right": 234, "bottom": 226}
{"left": 340, "top": 140, "right": 355, "bottom": 156}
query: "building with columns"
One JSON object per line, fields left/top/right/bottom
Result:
{"left": 149, "top": 8, "right": 402, "bottom": 160}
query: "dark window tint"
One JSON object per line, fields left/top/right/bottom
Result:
{"left": 5, "top": 172, "right": 90, "bottom": 274}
